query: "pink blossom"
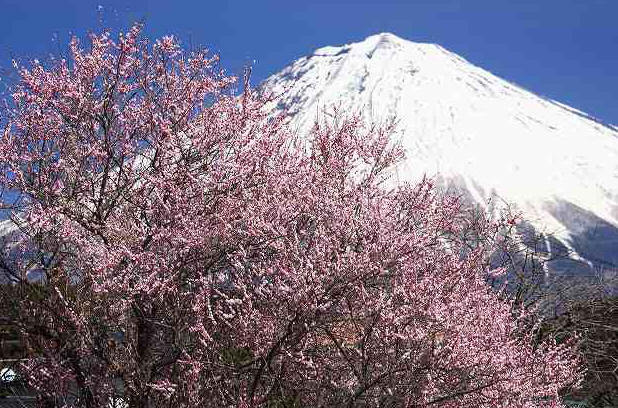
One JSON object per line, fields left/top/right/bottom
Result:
{"left": 0, "top": 24, "right": 581, "bottom": 408}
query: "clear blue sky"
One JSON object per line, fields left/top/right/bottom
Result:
{"left": 0, "top": 0, "right": 616, "bottom": 125}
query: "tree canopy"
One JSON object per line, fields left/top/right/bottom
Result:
{"left": 0, "top": 25, "right": 581, "bottom": 408}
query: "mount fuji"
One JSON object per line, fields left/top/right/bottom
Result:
{"left": 261, "top": 33, "right": 618, "bottom": 277}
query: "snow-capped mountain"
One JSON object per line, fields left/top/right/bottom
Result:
{"left": 262, "top": 33, "right": 618, "bottom": 276}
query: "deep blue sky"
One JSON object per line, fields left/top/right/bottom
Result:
{"left": 0, "top": 0, "right": 616, "bottom": 125}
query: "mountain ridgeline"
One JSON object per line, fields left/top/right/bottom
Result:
{"left": 261, "top": 33, "right": 618, "bottom": 281}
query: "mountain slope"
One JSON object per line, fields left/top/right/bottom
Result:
{"left": 262, "top": 33, "right": 618, "bottom": 275}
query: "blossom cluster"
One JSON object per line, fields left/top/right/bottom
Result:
{"left": 0, "top": 25, "right": 580, "bottom": 407}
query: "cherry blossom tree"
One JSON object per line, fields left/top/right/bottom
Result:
{"left": 0, "top": 25, "right": 581, "bottom": 408}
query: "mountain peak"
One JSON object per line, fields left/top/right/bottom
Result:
{"left": 263, "top": 33, "right": 618, "bottom": 274}
{"left": 363, "top": 32, "right": 407, "bottom": 45}
{"left": 312, "top": 32, "right": 420, "bottom": 57}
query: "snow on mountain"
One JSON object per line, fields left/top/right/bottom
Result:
{"left": 262, "top": 33, "right": 618, "bottom": 275}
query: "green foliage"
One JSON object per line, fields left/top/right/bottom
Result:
{"left": 544, "top": 296, "right": 618, "bottom": 408}
{"left": 220, "top": 346, "right": 254, "bottom": 367}
{"left": 266, "top": 394, "right": 301, "bottom": 408}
